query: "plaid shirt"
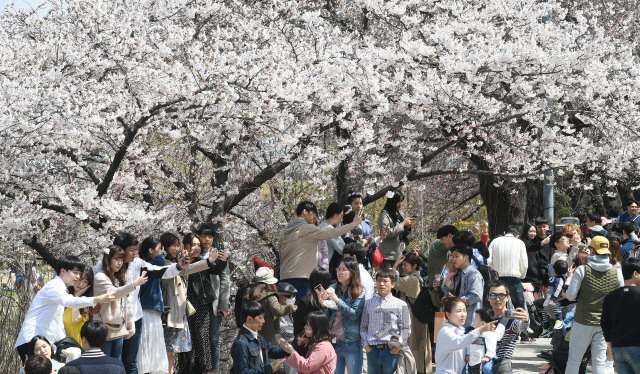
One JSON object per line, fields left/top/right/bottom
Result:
{"left": 360, "top": 294, "right": 411, "bottom": 347}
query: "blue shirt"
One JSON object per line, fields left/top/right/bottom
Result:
{"left": 620, "top": 238, "right": 634, "bottom": 260}
{"left": 443, "top": 265, "right": 484, "bottom": 327}
{"left": 618, "top": 212, "right": 640, "bottom": 224}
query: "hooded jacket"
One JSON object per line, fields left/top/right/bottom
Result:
{"left": 279, "top": 218, "right": 356, "bottom": 280}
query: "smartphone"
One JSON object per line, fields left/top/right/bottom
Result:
{"left": 411, "top": 215, "right": 418, "bottom": 218}
{"left": 573, "top": 230, "right": 579, "bottom": 237}
{"left": 314, "top": 284, "right": 325, "bottom": 294}
{"left": 140, "top": 267, "right": 147, "bottom": 276}
{"left": 180, "top": 257, "right": 189, "bottom": 267}
{"left": 504, "top": 309, "right": 514, "bottom": 319}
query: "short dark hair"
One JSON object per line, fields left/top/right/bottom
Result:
{"left": 375, "top": 268, "right": 397, "bottom": 282}
{"left": 535, "top": 217, "right": 549, "bottom": 226}
{"left": 241, "top": 300, "right": 265, "bottom": 323}
{"left": 296, "top": 201, "right": 318, "bottom": 216}
{"left": 343, "top": 243, "right": 366, "bottom": 262}
{"left": 553, "top": 260, "right": 568, "bottom": 276}
{"left": 305, "top": 310, "right": 333, "bottom": 344}
{"left": 451, "top": 244, "right": 472, "bottom": 261}
{"left": 403, "top": 252, "right": 421, "bottom": 271}
{"left": 622, "top": 257, "right": 640, "bottom": 281}
{"left": 453, "top": 230, "right": 475, "bottom": 246}
{"left": 549, "top": 232, "right": 567, "bottom": 249}
{"left": 475, "top": 308, "right": 495, "bottom": 324}
{"left": 627, "top": 200, "right": 638, "bottom": 208}
{"left": 27, "top": 336, "right": 51, "bottom": 356}
{"left": 442, "top": 296, "right": 467, "bottom": 315}
{"left": 24, "top": 355, "right": 52, "bottom": 374}
{"left": 139, "top": 236, "right": 162, "bottom": 262}
{"left": 611, "top": 222, "right": 625, "bottom": 234}
{"left": 325, "top": 203, "right": 343, "bottom": 220}
{"left": 80, "top": 320, "right": 108, "bottom": 348}
{"left": 56, "top": 255, "right": 85, "bottom": 276}
{"left": 437, "top": 225, "right": 458, "bottom": 240}
{"left": 624, "top": 221, "right": 639, "bottom": 236}
{"left": 487, "top": 280, "right": 509, "bottom": 295}
{"left": 586, "top": 212, "right": 601, "bottom": 225}
{"left": 113, "top": 232, "right": 138, "bottom": 249}
{"left": 196, "top": 224, "right": 216, "bottom": 237}
{"left": 505, "top": 225, "right": 520, "bottom": 236}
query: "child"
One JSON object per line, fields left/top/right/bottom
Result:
{"left": 360, "top": 268, "right": 411, "bottom": 374}
{"left": 435, "top": 298, "right": 496, "bottom": 374}
{"left": 547, "top": 261, "right": 568, "bottom": 329}
{"left": 281, "top": 311, "right": 337, "bottom": 374}
{"left": 466, "top": 308, "right": 498, "bottom": 374}
{"left": 231, "top": 301, "right": 288, "bottom": 374}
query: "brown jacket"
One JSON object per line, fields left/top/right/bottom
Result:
{"left": 279, "top": 218, "right": 356, "bottom": 279}
{"left": 93, "top": 270, "right": 136, "bottom": 335}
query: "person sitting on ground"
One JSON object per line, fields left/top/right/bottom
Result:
{"left": 565, "top": 236, "right": 624, "bottom": 374}
{"left": 24, "top": 355, "right": 52, "bottom": 374}
{"left": 19, "top": 336, "right": 63, "bottom": 374}
{"left": 443, "top": 244, "right": 484, "bottom": 328}
{"left": 231, "top": 301, "right": 289, "bottom": 374}
{"left": 58, "top": 320, "right": 125, "bottom": 374}
{"left": 547, "top": 261, "right": 568, "bottom": 330}
{"left": 280, "top": 201, "right": 361, "bottom": 300}
{"left": 466, "top": 308, "right": 498, "bottom": 374}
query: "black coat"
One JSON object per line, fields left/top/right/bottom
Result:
{"left": 521, "top": 236, "right": 553, "bottom": 285}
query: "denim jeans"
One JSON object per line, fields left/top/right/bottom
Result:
{"left": 209, "top": 313, "right": 223, "bottom": 371}
{"left": 102, "top": 337, "right": 124, "bottom": 359}
{"left": 612, "top": 346, "right": 640, "bottom": 374}
{"left": 501, "top": 278, "right": 524, "bottom": 309}
{"left": 366, "top": 348, "right": 398, "bottom": 374}
{"left": 284, "top": 278, "right": 309, "bottom": 302}
{"left": 566, "top": 322, "right": 607, "bottom": 374}
{"left": 121, "top": 318, "right": 143, "bottom": 374}
{"left": 334, "top": 340, "right": 363, "bottom": 374}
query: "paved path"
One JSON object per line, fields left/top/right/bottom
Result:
{"left": 512, "top": 338, "right": 552, "bottom": 374}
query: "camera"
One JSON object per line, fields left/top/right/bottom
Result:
{"left": 140, "top": 266, "right": 147, "bottom": 276}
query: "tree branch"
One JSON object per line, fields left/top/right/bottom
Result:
{"left": 54, "top": 148, "right": 101, "bottom": 185}
{"left": 227, "top": 211, "right": 279, "bottom": 260}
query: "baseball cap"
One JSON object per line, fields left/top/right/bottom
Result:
{"left": 590, "top": 236, "right": 610, "bottom": 255}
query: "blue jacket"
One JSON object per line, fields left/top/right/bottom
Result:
{"left": 139, "top": 255, "right": 166, "bottom": 312}
{"left": 618, "top": 212, "right": 640, "bottom": 223}
{"left": 327, "top": 284, "right": 366, "bottom": 344}
{"left": 621, "top": 238, "right": 634, "bottom": 260}
{"left": 231, "top": 326, "right": 287, "bottom": 374}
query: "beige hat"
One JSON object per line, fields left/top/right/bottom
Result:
{"left": 251, "top": 267, "right": 277, "bottom": 285}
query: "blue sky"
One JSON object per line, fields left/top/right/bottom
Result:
{"left": 0, "top": 0, "right": 46, "bottom": 11}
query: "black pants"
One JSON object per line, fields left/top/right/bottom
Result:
{"left": 16, "top": 342, "right": 29, "bottom": 364}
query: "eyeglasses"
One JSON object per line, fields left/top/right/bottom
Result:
{"left": 489, "top": 293, "right": 508, "bottom": 300}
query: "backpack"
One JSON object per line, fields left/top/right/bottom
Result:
{"left": 53, "top": 336, "right": 83, "bottom": 362}
{"left": 406, "top": 274, "right": 438, "bottom": 324}
{"left": 471, "top": 255, "right": 499, "bottom": 308}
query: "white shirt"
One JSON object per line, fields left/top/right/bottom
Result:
{"left": 15, "top": 276, "right": 95, "bottom": 347}
{"left": 467, "top": 331, "right": 498, "bottom": 366}
{"left": 488, "top": 234, "right": 528, "bottom": 279}
{"left": 359, "top": 264, "right": 375, "bottom": 300}
{"left": 93, "top": 257, "right": 180, "bottom": 321}
{"left": 435, "top": 322, "right": 480, "bottom": 374}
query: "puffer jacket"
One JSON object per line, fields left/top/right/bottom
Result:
{"left": 326, "top": 284, "right": 365, "bottom": 344}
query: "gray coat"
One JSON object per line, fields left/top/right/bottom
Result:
{"left": 210, "top": 262, "right": 231, "bottom": 315}
{"left": 378, "top": 210, "right": 407, "bottom": 261}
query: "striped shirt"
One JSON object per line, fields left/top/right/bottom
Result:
{"left": 495, "top": 317, "right": 528, "bottom": 360}
{"left": 360, "top": 294, "right": 411, "bottom": 346}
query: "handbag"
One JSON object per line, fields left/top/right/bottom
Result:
{"left": 369, "top": 247, "right": 384, "bottom": 268}
{"left": 101, "top": 296, "right": 130, "bottom": 341}
{"left": 186, "top": 300, "right": 196, "bottom": 317}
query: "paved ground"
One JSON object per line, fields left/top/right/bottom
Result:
{"left": 512, "top": 338, "right": 553, "bottom": 374}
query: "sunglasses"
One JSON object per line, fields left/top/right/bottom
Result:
{"left": 489, "top": 293, "right": 508, "bottom": 300}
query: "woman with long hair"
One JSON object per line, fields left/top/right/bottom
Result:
{"left": 18, "top": 336, "right": 63, "bottom": 374}
{"left": 606, "top": 232, "right": 623, "bottom": 266}
{"left": 393, "top": 252, "right": 433, "bottom": 374}
{"left": 326, "top": 257, "right": 365, "bottom": 374}
{"left": 242, "top": 267, "right": 295, "bottom": 345}
{"left": 93, "top": 245, "right": 148, "bottom": 358}
{"left": 160, "top": 232, "right": 192, "bottom": 374}
{"left": 283, "top": 311, "right": 337, "bottom": 374}
{"left": 63, "top": 266, "right": 94, "bottom": 346}
{"left": 292, "top": 267, "right": 331, "bottom": 356}
{"left": 178, "top": 233, "right": 227, "bottom": 374}
{"left": 378, "top": 190, "right": 415, "bottom": 268}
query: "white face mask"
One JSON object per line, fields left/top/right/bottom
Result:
{"left": 285, "top": 297, "right": 296, "bottom": 305}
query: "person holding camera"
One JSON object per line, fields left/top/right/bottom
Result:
{"left": 485, "top": 280, "right": 530, "bottom": 374}
{"left": 378, "top": 190, "right": 415, "bottom": 270}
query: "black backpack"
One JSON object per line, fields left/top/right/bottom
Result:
{"left": 471, "top": 255, "right": 499, "bottom": 308}
{"left": 53, "top": 336, "right": 83, "bottom": 362}
{"left": 406, "top": 274, "right": 438, "bottom": 324}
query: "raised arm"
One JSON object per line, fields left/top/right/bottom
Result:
{"left": 266, "top": 294, "right": 294, "bottom": 318}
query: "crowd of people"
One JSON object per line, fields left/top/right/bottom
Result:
{"left": 14, "top": 190, "right": 640, "bottom": 374}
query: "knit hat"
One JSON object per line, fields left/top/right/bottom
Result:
{"left": 251, "top": 267, "right": 278, "bottom": 285}
{"left": 253, "top": 256, "right": 273, "bottom": 272}
{"left": 590, "top": 236, "right": 610, "bottom": 255}
{"left": 277, "top": 282, "right": 298, "bottom": 296}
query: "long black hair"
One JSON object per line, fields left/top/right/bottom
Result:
{"left": 520, "top": 222, "right": 536, "bottom": 241}
{"left": 305, "top": 310, "right": 333, "bottom": 344}
{"left": 27, "top": 335, "right": 52, "bottom": 356}
{"left": 139, "top": 236, "right": 162, "bottom": 262}
{"left": 382, "top": 190, "right": 405, "bottom": 223}
{"left": 308, "top": 267, "right": 331, "bottom": 309}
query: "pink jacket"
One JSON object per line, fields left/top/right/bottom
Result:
{"left": 286, "top": 341, "right": 336, "bottom": 374}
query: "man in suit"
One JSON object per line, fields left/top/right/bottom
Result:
{"left": 59, "top": 321, "right": 125, "bottom": 374}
